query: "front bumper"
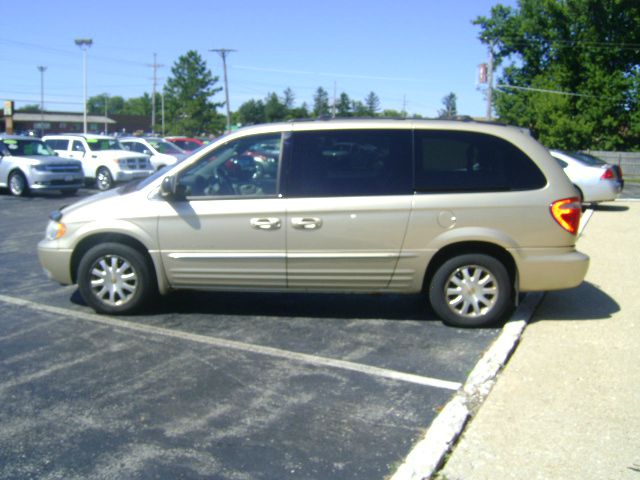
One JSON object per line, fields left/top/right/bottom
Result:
{"left": 114, "top": 169, "right": 154, "bottom": 183}
{"left": 29, "top": 171, "right": 84, "bottom": 191}
{"left": 37, "top": 241, "right": 74, "bottom": 285}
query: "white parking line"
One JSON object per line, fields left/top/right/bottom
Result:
{"left": 0, "top": 294, "right": 462, "bottom": 391}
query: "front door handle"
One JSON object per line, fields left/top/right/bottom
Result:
{"left": 250, "top": 217, "right": 281, "bottom": 230}
{"left": 291, "top": 217, "right": 323, "bottom": 230}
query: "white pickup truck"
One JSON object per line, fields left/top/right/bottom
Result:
{"left": 43, "top": 134, "right": 154, "bottom": 190}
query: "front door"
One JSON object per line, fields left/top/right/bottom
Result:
{"left": 158, "top": 132, "right": 287, "bottom": 289}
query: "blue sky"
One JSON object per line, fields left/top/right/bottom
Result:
{"left": 1, "top": 0, "right": 518, "bottom": 119}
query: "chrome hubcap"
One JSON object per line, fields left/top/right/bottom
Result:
{"left": 10, "top": 175, "right": 25, "bottom": 195}
{"left": 445, "top": 265, "right": 498, "bottom": 318}
{"left": 97, "top": 172, "right": 111, "bottom": 190}
{"left": 89, "top": 255, "right": 137, "bottom": 306}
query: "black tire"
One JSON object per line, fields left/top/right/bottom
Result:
{"left": 9, "top": 171, "right": 29, "bottom": 197}
{"left": 96, "top": 167, "right": 114, "bottom": 191}
{"left": 77, "top": 243, "right": 156, "bottom": 314}
{"left": 428, "top": 254, "right": 512, "bottom": 328}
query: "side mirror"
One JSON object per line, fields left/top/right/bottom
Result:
{"left": 160, "top": 175, "right": 186, "bottom": 200}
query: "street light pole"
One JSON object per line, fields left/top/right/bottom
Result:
{"left": 75, "top": 38, "right": 93, "bottom": 133}
{"left": 209, "top": 48, "right": 236, "bottom": 133}
{"left": 37, "top": 65, "right": 47, "bottom": 136}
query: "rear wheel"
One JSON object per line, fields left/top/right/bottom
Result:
{"left": 428, "top": 254, "right": 512, "bottom": 328}
{"left": 77, "top": 243, "right": 156, "bottom": 314}
{"left": 9, "top": 171, "right": 29, "bottom": 196}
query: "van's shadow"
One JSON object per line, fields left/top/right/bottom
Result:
{"left": 72, "top": 289, "right": 437, "bottom": 321}
{"left": 590, "top": 204, "right": 629, "bottom": 212}
{"left": 71, "top": 282, "right": 617, "bottom": 324}
{"left": 531, "top": 281, "right": 620, "bottom": 323}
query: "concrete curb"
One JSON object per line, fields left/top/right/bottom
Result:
{"left": 389, "top": 292, "right": 544, "bottom": 480}
{"left": 390, "top": 205, "right": 599, "bottom": 480}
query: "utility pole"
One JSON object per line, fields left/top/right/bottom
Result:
{"left": 37, "top": 65, "right": 47, "bottom": 136}
{"left": 209, "top": 48, "right": 236, "bottom": 132}
{"left": 74, "top": 38, "right": 92, "bottom": 134}
{"left": 103, "top": 94, "right": 108, "bottom": 134}
{"left": 486, "top": 44, "right": 494, "bottom": 120}
{"left": 149, "top": 53, "right": 163, "bottom": 134}
{"left": 161, "top": 92, "right": 165, "bottom": 136}
{"left": 332, "top": 81, "right": 337, "bottom": 118}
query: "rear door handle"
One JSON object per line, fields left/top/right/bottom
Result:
{"left": 291, "top": 217, "right": 323, "bottom": 230}
{"left": 250, "top": 217, "right": 281, "bottom": 230}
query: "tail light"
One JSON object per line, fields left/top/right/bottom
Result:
{"left": 550, "top": 197, "right": 581, "bottom": 235}
{"left": 600, "top": 168, "right": 615, "bottom": 180}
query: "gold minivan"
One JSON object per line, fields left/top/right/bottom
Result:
{"left": 38, "top": 119, "right": 588, "bottom": 327}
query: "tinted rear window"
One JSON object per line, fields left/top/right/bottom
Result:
{"left": 286, "top": 129, "right": 412, "bottom": 197}
{"left": 415, "top": 130, "right": 546, "bottom": 192}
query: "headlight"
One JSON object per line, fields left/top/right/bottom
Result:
{"left": 45, "top": 220, "right": 67, "bottom": 240}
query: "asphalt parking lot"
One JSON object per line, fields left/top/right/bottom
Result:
{"left": 0, "top": 189, "right": 504, "bottom": 480}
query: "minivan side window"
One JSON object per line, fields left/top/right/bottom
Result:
{"left": 286, "top": 129, "right": 412, "bottom": 197}
{"left": 414, "top": 130, "right": 547, "bottom": 192}
{"left": 176, "top": 133, "right": 281, "bottom": 198}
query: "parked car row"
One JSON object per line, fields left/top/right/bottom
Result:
{"left": 0, "top": 133, "right": 210, "bottom": 196}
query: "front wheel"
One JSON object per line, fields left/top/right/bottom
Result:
{"left": 9, "top": 171, "right": 29, "bottom": 196}
{"left": 428, "top": 254, "right": 512, "bottom": 328}
{"left": 96, "top": 167, "right": 114, "bottom": 191}
{"left": 77, "top": 243, "right": 156, "bottom": 314}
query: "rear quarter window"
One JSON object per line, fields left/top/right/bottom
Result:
{"left": 414, "top": 130, "right": 547, "bottom": 192}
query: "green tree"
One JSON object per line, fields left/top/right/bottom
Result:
{"left": 88, "top": 94, "right": 125, "bottom": 115}
{"left": 17, "top": 104, "right": 40, "bottom": 112}
{"left": 313, "top": 87, "right": 330, "bottom": 117}
{"left": 288, "top": 102, "right": 310, "bottom": 120}
{"left": 382, "top": 109, "right": 405, "bottom": 118}
{"left": 264, "top": 92, "right": 288, "bottom": 122}
{"left": 474, "top": 0, "right": 640, "bottom": 150}
{"left": 438, "top": 92, "right": 458, "bottom": 118}
{"left": 364, "top": 91, "right": 380, "bottom": 116}
{"left": 163, "top": 50, "right": 224, "bottom": 135}
{"left": 351, "top": 100, "right": 369, "bottom": 117}
{"left": 236, "top": 99, "right": 266, "bottom": 125}
{"left": 123, "top": 93, "right": 152, "bottom": 117}
{"left": 282, "top": 87, "right": 296, "bottom": 110}
{"left": 335, "top": 93, "right": 352, "bottom": 117}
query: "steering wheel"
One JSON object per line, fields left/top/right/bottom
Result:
{"left": 206, "top": 167, "right": 235, "bottom": 195}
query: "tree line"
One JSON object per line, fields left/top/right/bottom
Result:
{"left": 475, "top": 0, "right": 640, "bottom": 150}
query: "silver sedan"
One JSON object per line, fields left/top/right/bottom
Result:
{"left": 550, "top": 150, "right": 623, "bottom": 204}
